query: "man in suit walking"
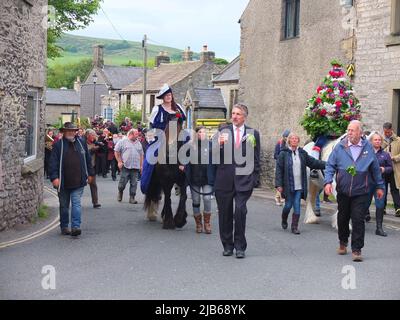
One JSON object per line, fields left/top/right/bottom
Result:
{"left": 214, "top": 104, "right": 261, "bottom": 259}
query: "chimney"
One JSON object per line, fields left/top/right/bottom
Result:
{"left": 155, "top": 51, "right": 170, "bottom": 67}
{"left": 93, "top": 44, "right": 104, "bottom": 68}
{"left": 200, "top": 44, "right": 215, "bottom": 63}
{"left": 182, "top": 46, "right": 193, "bottom": 62}
{"left": 73, "top": 76, "right": 81, "bottom": 92}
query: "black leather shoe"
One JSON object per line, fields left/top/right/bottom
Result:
{"left": 93, "top": 204, "right": 101, "bottom": 209}
{"left": 222, "top": 250, "right": 233, "bottom": 256}
{"left": 61, "top": 228, "right": 71, "bottom": 236}
{"left": 236, "top": 251, "right": 245, "bottom": 259}
{"left": 71, "top": 228, "right": 81, "bottom": 237}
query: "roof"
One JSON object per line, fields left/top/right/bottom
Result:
{"left": 121, "top": 61, "right": 204, "bottom": 93}
{"left": 102, "top": 65, "right": 144, "bottom": 90}
{"left": 46, "top": 88, "right": 80, "bottom": 105}
{"left": 194, "top": 88, "right": 226, "bottom": 109}
{"left": 213, "top": 56, "right": 240, "bottom": 83}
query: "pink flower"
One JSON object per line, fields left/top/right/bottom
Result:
{"left": 335, "top": 101, "right": 343, "bottom": 108}
{"left": 315, "top": 97, "right": 322, "bottom": 104}
{"left": 319, "top": 109, "right": 327, "bottom": 117}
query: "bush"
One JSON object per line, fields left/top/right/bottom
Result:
{"left": 114, "top": 105, "right": 142, "bottom": 127}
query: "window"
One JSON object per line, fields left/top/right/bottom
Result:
{"left": 283, "top": 0, "right": 300, "bottom": 39}
{"left": 391, "top": 0, "right": 400, "bottom": 35}
{"left": 126, "top": 94, "right": 131, "bottom": 106}
{"left": 103, "top": 106, "right": 113, "bottom": 122}
{"left": 24, "top": 90, "right": 39, "bottom": 162}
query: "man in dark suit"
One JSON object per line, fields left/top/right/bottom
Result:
{"left": 214, "top": 104, "right": 261, "bottom": 259}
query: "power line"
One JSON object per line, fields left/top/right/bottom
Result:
{"left": 100, "top": 7, "right": 126, "bottom": 41}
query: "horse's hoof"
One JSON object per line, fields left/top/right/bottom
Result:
{"left": 162, "top": 221, "right": 176, "bottom": 230}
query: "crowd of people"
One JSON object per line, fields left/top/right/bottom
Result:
{"left": 45, "top": 82, "right": 397, "bottom": 263}
{"left": 274, "top": 121, "right": 399, "bottom": 262}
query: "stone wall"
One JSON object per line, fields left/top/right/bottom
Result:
{"left": 0, "top": 0, "right": 47, "bottom": 231}
{"left": 353, "top": 0, "right": 400, "bottom": 132}
{"left": 239, "top": 0, "right": 350, "bottom": 187}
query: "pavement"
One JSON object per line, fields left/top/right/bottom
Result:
{"left": 0, "top": 176, "right": 400, "bottom": 300}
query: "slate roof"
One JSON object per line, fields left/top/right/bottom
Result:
{"left": 121, "top": 61, "right": 204, "bottom": 93}
{"left": 46, "top": 88, "right": 80, "bottom": 105}
{"left": 194, "top": 88, "right": 226, "bottom": 109}
{"left": 101, "top": 65, "right": 144, "bottom": 90}
{"left": 213, "top": 56, "right": 240, "bottom": 83}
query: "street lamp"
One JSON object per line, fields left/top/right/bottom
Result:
{"left": 92, "top": 72, "right": 98, "bottom": 119}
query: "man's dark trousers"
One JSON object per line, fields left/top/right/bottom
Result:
{"left": 337, "top": 193, "right": 370, "bottom": 251}
{"left": 216, "top": 189, "right": 252, "bottom": 252}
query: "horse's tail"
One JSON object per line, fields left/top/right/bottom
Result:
{"left": 144, "top": 170, "right": 162, "bottom": 210}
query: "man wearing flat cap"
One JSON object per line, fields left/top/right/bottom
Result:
{"left": 49, "top": 122, "right": 95, "bottom": 237}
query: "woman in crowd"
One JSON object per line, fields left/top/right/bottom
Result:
{"left": 275, "top": 133, "right": 326, "bottom": 234}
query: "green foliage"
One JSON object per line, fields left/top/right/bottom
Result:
{"left": 52, "top": 116, "right": 64, "bottom": 130}
{"left": 114, "top": 105, "right": 142, "bottom": 127}
{"left": 38, "top": 204, "right": 49, "bottom": 219}
{"left": 47, "top": 58, "right": 93, "bottom": 89}
{"left": 49, "top": 34, "right": 187, "bottom": 67}
{"left": 47, "top": 0, "right": 103, "bottom": 59}
{"left": 105, "top": 40, "right": 131, "bottom": 51}
{"left": 78, "top": 117, "right": 91, "bottom": 129}
{"left": 213, "top": 58, "right": 229, "bottom": 66}
{"left": 122, "top": 60, "right": 155, "bottom": 68}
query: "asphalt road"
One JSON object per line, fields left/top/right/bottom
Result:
{"left": 1, "top": 177, "right": 400, "bottom": 300}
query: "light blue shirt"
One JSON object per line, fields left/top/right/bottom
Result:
{"left": 348, "top": 139, "right": 363, "bottom": 161}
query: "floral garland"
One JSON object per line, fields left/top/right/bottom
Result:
{"left": 300, "top": 60, "right": 362, "bottom": 139}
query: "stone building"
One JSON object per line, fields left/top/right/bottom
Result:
{"left": 45, "top": 87, "right": 80, "bottom": 126}
{"left": 119, "top": 45, "right": 221, "bottom": 121}
{"left": 239, "top": 0, "right": 350, "bottom": 186}
{"left": 213, "top": 56, "right": 240, "bottom": 118}
{"left": 80, "top": 45, "right": 144, "bottom": 121}
{"left": 239, "top": 0, "right": 400, "bottom": 186}
{"left": 0, "top": 0, "right": 47, "bottom": 230}
{"left": 353, "top": 0, "right": 400, "bottom": 133}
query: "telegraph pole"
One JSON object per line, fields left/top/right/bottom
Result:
{"left": 142, "top": 34, "right": 148, "bottom": 123}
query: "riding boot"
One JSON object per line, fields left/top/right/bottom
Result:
{"left": 291, "top": 214, "right": 301, "bottom": 235}
{"left": 194, "top": 215, "right": 203, "bottom": 233}
{"left": 203, "top": 213, "right": 212, "bottom": 234}
{"left": 281, "top": 208, "right": 290, "bottom": 230}
{"left": 375, "top": 208, "right": 387, "bottom": 237}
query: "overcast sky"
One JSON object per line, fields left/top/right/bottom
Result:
{"left": 69, "top": 0, "right": 249, "bottom": 61}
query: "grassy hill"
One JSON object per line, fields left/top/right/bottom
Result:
{"left": 48, "top": 33, "right": 198, "bottom": 67}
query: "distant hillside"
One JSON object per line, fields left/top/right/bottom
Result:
{"left": 48, "top": 33, "right": 199, "bottom": 67}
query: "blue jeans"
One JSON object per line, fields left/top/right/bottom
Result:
{"left": 315, "top": 189, "right": 322, "bottom": 210}
{"left": 366, "top": 185, "right": 386, "bottom": 210}
{"left": 58, "top": 187, "right": 84, "bottom": 229}
{"left": 283, "top": 190, "right": 302, "bottom": 215}
{"left": 190, "top": 185, "right": 213, "bottom": 215}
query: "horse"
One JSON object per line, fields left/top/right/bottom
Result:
{"left": 302, "top": 135, "right": 344, "bottom": 229}
{"left": 143, "top": 120, "right": 189, "bottom": 230}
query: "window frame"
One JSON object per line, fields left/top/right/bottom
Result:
{"left": 24, "top": 89, "right": 39, "bottom": 163}
{"left": 283, "top": 0, "right": 300, "bottom": 40}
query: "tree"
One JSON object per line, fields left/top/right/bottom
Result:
{"left": 114, "top": 105, "right": 142, "bottom": 127}
{"left": 47, "top": 59, "right": 93, "bottom": 89}
{"left": 47, "top": 0, "right": 102, "bottom": 59}
{"left": 213, "top": 58, "right": 229, "bottom": 66}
